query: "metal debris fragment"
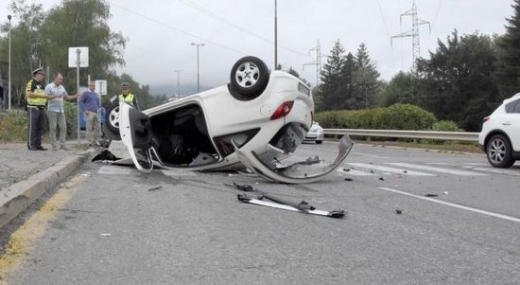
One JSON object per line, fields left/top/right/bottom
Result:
{"left": 148, "top": 186, "right": 163, "bottom": 191}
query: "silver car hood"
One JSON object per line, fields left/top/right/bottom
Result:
{"left": 234, "top": 135, "right": 354, "bottom": 184}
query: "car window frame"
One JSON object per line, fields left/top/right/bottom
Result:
{"left": 505, "top": 98, "right": 520, "bottom": 114}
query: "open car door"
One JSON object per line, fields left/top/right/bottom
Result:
{"left": 234, "top": 135, "right": 354, "bottom": 184}
{"left": 119, "top": 102, "right": 154, "bottom": 173}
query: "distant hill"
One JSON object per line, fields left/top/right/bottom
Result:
{"left": 149, "top": 83, "right": 214, "bottom": 96}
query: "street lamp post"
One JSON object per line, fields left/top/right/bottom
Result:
{"left": 7, "top": 15, "right": 12, "bottom": 111}
{"left": 274, "top": 0, "right": 278, "bottom": 70}
{"left": 191, "top": 43, "right": 204, "bottom": 93}
{"left": 174, "top": 69, "right": 182, "bottom": 96}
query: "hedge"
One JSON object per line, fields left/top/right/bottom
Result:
{"left": 315, "top": 104, "right": 439, "bottom": 130}
{"left": 0, "top": 102, "right": 79, "bottom": 143}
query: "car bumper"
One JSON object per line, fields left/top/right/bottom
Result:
{"left": 304, "top": 133, "right": 324, "bottom": 141}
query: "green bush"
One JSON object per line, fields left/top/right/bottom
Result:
{"left": 431, "top": 120, "right": 462, "bottom": 132}
{"left": 315, "top": 104, "right": 437, "bottom": 130}
{"left": 0, "top": 102, "right": 79, "bottom": 143}
{"left": 0, "top": 111, "right": 28, "bottom": 142}
{"left": 64, "top": 102, "right": 79, "bottom": 138}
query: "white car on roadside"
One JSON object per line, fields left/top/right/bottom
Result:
{"left": 304, "top": 121, "right": 324, "bottom": 144}
{"left": 479, "top": 93, "right": 520, "bottom": 168}
{"left": 100, "top": 56, "right": 354, "bottom": 184}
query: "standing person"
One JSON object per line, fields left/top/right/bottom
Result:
{"left": 80, "top": 80, "right": 102, "bottom": 147}
{"left": 26, "top": 67, "right": 55, "bottom": 151}
{"left": 45, "top": 72, "right": 78, "bottom": 151}
{"left": 119, "top": 82, "right": 140, "bottom": 110}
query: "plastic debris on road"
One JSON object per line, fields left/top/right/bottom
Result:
{"left": 148, "top": 186, "right": 163, "bottom": 192}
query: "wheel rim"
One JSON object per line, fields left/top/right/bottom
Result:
{"left": 235, "top": 62, "right": 260, "bottom": 88}
{"left": 109, "top": 106, "right": 120, "bottom": 129}
{"left": 488, "top": 138, "right": 506, "bottom": 164}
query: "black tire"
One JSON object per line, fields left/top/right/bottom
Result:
{"left": 229, "top": 56, "right": 269, "bottom": 100}
{"left": 486, "top": 134, "right": 515, "bottom": 168}
{"left": 105, "top": 103, "right": 120, "bottom": 135}
{"left": 316, "top": 140, "right": 323, "bottom": 145}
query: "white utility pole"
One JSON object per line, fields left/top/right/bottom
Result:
{"left": 7, "top": 15, "right": 12, "bottom": 111}
{"left": 174, "top": 69, "right": 182, "bottom": 96}
{"left": 191, "top": 43, "right": 204, "bottom": 93}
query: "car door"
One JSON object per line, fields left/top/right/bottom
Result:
{"left": 234, "top": 135, "right": 355, "bottom": 184}
{"left": 508, "top": 99, "right": 520, "bottom": 151}
{"left": 119, "top": 102, "right": 154, "bottom": 173}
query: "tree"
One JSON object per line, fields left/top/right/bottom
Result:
{"left": 0, "top": 0, "right": 126, "bottom": 108}
{"left": 40, "top": 0, "right": 126, "bottom": 93}
{"left": 496, "top": 0, "right": 520, "bottom": 98}
{"left": 340, "top": 52, "right": 358, "bottom": 110}
{"left": 316, "top": 40, "right": 346, "bottom": 111}
{"left": 0, "top": 0, "right": 47, "bottom": 106}
{"left": 352, "top": 43, "right": 381, "bottom": 109}
{"left": 416, "top": 30, "right": 500, "bottom": 131}
{"left": 380, "top": 71, "right": 417, "bottom": 107}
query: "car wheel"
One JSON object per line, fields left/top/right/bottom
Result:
{"left": 316, "top": 140, "right": 323, "bottom": 144}
{"left": 486, "top": 134, "right": 514, "bottom": 168}
{"left": 105, "top": 103, "right": 120, "bottom": 135}
{"left": 229, "top": 56, "right": 269, "bottom": 100}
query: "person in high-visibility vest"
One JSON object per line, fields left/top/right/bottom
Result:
{"left": 26, "top": 68, "right": 59, "bottom": 151}
{"left": 119, "top": 82, "right": 140, "bottom": 110}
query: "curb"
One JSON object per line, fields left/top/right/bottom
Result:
{"left": 0, "top": 149, "right": 96, "bottom": 229}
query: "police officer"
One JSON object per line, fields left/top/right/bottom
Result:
{"left": 26, "top": 68, "right": 58, "bottom": 151}
{"left": 119, "top": 82, "right": 140, "bottom": 110}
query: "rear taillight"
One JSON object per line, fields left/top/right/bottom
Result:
{"left": 270, "top": 101, "right": 294, "bottom": 120}
{"left": 483, "top": 116, "right": 490, "bottom": 123}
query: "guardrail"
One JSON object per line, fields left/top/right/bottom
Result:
{"left": 324, "top": 129, "right": 479, "bottom": 142}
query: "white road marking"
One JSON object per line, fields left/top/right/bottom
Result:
{"left": 98, "top": 166, "right": 132, "bottom": 175}
{"left": 461, "top": 166, "right": 520, "bottom": 176}
{"left": 388, "top": 163, "right": 486, "bottom": 176}
{"left": 462, "top": 162, "right": 489, "bottom": 166}
{"left": 380, "top": 187, "right": 520, "bottom": 224}
{"left": 161, "top": 170, "right": 196, "bottom": 176}
{"left": 347, "top": 163, "right": 436, "bottom": 176}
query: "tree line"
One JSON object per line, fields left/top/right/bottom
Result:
{"left": 316, "top": 0, "right": 520, "bottom": 132}
{"left": 0, "top": 0, "right": 164, "bottom": 109}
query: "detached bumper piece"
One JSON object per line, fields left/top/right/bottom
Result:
{"left": 234, "top": 134, "right": 354, "bottom": 184}
{"left": 237, "top": 193, "right": 345, "bottom": 219}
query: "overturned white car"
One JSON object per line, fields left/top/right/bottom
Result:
{"left": 99, "top": 56, "right": 354, "bottom": 184}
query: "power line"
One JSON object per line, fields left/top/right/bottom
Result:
{"left": 106, "top": 1, "right": 245, "bottom": 56}
{"left": 177, "top": 0, "right": 310, "bottom": 58}
{"left": 431, "top": 0, "right": 444, "bottom": 30}
{"left": 375, "top": 0, "right": 391, "bottom": 37}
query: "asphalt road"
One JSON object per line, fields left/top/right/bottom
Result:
{"left": 3, "top": 142, "right": 520, "bottom": 285}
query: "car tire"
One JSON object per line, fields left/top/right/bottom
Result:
{"left": 229, "top": 56, "right": 269, "bottom": 100}
{"left": 105, "top": 103, "right": 120, "bottom": 135}
{"left": 486, "top": 134, "right": 515, "bottom": 168}
{"left": 316, "top": 140, "right": 323, "bottom": 144}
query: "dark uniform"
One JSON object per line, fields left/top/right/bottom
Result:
{"left": 26, "top": 68, "right": 47, "bottom": 151}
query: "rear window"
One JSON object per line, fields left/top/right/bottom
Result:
{"left": 505, "top": 99, "right": 520, "bottom": 113}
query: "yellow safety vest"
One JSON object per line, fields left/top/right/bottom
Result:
{"left": 119, "top": 93, "right": 135, "bottom": 105}
{"left": 26, "top": 79, "right": 46, "bottom": 107}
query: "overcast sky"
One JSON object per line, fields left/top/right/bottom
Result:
{"left": 1, "top": 0, "right": 516, "bottom": 89}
